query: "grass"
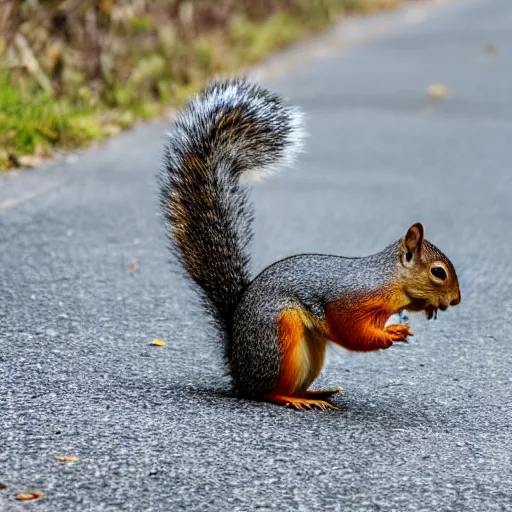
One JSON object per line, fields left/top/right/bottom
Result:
{"left": 0, "top": 0, "right": 399, "bottom": 171}
{"left": 0, "top": 71, "right": 155, "bottom": 169}
{"left": 0, "top": 73, "right": 100, "bottom": 166}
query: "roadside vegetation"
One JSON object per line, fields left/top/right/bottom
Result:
{"left": 0, "top": 0, "right": 398, "bottom": 171}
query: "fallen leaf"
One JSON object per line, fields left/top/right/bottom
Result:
{"left": 54, "top": 456, "right": 79, "bottom": 461}
{"left": 16, "top": 492, "right": 44, "bottom": 501}
{"left": 0, "top": 482, "right": 6, "bottom": 489}
{"left": 128, "top": 263, "right": 137, "bottom": 270}
{"left": 427, "top": 83, "right": 448, "bottom": 99}
{"left": 150, "top": 339, "right": 166, "bottom": 346}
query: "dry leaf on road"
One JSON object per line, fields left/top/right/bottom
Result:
{"left": 427, "top": 83, "right": 449, "bottom": 99}
{"left": 16, "top": 492, "right": 44, "bottom": 501}
{"left": 54, "top": 456, "right": 79, "bottom": 461}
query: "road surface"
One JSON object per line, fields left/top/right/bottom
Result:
{"left": 1, "top": 0, "right": 511, "bottom": 510}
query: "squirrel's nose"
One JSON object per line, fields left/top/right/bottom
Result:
{"left": 450, "top": 294, "right": 461, "bottom": 306}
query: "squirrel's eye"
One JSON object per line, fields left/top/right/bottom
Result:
{"left": 430, "top": 265, "right": 447, "bottom": 280}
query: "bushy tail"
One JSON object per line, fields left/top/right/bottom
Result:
{"left": 159, "top": 78, "right": 304, "bottom": 345}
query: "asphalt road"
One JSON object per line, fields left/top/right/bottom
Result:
{"left": 1, "top": 0, "right": 511, "bottom": 510}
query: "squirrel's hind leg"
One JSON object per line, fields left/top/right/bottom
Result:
{"left": 263, "top": 308, "right": 339, "bottom": 411}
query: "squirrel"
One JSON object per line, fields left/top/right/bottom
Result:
{"left": 159, "top": 79, "right": 461, "bottom": 411}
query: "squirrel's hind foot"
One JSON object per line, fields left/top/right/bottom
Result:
{"left": 263, "top": 393, "right": 339, "bottom": 411}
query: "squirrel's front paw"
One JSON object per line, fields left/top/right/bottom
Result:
{"left": 384, "top": 324, "right": 414, "bottom": 342}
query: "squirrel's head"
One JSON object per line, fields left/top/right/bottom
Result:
{"left": 398, "top": 222, "right": 461, "bottom": 320}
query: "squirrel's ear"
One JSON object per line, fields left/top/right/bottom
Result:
{"left": 404, "top": 222, "right": 424, "bottom": 252}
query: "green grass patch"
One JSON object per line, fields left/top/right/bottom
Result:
{"left": 0, "top": 72, "right": 106, "bottom": 169}
{"left": 0, "top": 70, "right": 164, "bottom": 170}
